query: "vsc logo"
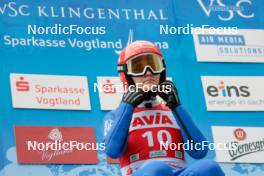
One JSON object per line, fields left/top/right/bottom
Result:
{"left": 206, "top": 81, "right": 250, "bottom": 97}
{"left": 197, "top": 0, "right": 255, "bottom": 21}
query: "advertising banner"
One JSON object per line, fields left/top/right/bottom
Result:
{"left": 201, "top": 76, "right": 264, "bottom": 111}
{"left": 14, "top": 126, "right": 99, "bottom": 164}
{"left": 193, "top": 29, "right": 264, "bottom": 63}
{"left": 10, "top": 73, "right": 91, "bottom": 110}
{"left": 212, "top": 126, "right": 264, "bottom": 163}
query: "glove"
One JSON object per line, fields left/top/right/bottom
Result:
{"left": 122, "top": 87, "right": 145, "bottom": 107}
{"left": 158, "top": 80, "right": 181, "bottom": 110}
{"left": 144, "top": 90, "right": 158, "bottom": 100}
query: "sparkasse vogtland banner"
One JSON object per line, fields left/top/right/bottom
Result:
{"left": 10, "top": 73, "right": 91, "bottom": 110}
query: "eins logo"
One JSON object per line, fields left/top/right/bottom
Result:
{"left": 207, "top": 81, "right": 250, "bottom": 97}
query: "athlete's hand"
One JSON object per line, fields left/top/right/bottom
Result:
{"left": 158, "top": 80, "right": 181, "bottom": 110}
{"left": 122, "top": 87, "right": 145, "bottom": 107}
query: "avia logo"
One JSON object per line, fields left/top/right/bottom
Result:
{"left": 207, "top": 81, "right": 250, "bottom": 97}
{"left": 234, "top": 128, "right": 247, "bottom": 141}
{"left": 132, "top": 113, "right": 173, "bottom": 128}
{"left": 16, "top": 76, "right": 30, "bottom": 92}
{"left": 197, "top": 0, "right": 255, "bottom": 21}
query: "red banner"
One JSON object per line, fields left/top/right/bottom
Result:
{"left": 14, "top": 126, "right": 99, "bottom": 164}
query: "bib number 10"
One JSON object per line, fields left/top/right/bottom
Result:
{"left": 142, "top": 130, "right": 172, "bottom": 147}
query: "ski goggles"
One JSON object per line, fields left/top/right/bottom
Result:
{"left": 118, "top": 53, "right": 165, "bottom": 76}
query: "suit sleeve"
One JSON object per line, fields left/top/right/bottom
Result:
{"left": 103, "top": 102, "right": 134, "bottom": 159}
{"left": 173, "top": 105, "right": 208, "bottom": 159}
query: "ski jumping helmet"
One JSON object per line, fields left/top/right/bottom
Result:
{"left": 117, "top": 40, "right": 166, "bottom": 86}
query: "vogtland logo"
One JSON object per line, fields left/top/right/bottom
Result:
{"left": 197, "top": 0, "right": 255, "bottom": 21}
{"left": 206, "top": 81, "right": 250, "bottom": 98}
{"left": 15, "top": 126, "right": 99, "bottom": 164}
